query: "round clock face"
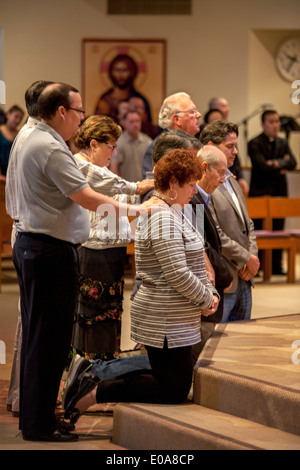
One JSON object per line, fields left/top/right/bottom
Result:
{"left": 275, "top": 38, "right": 300, "bottom": 82}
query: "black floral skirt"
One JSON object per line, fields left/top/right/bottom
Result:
{"left": 72, "top": 246, "right": 127, "bottom": 359}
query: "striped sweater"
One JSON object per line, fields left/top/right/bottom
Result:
{"left": 131, "top": 204, "right": 218, "bottom": 348}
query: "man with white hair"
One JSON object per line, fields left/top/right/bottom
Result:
{"left": 190, "top": 145, "right": 233, "bottom": 361}
{"left": 142, "top": 92, "right": 201, "bottom": 178}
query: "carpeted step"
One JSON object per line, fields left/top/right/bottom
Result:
{"left": 193, "top": 314, "right": 300, "bottom": 436}
{"left": 112, "top": 401, "right": 300, "bottom": 450}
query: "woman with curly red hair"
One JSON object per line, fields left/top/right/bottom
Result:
{"left": 64, "top": 148, "right": 219, "bottom": 423}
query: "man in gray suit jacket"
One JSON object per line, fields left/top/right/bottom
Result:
{"left": 200, "top": 120, "right": 259, "bottom": 322}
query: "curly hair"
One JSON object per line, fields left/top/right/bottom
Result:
{"left": 74, "top": 115, "right": 122, "bottom": 150}
{"left": 200, "top": 120, "right": 239, "bottom": 145}
{"left": 154, "top": 149, "right": 202, "bottom": 192}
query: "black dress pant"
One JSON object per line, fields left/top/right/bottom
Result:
{"left": 96, "top": 338, "right": 194, "bottom": 405}
{"left": 13, "top": 233, "right": 79, "bottom": 436}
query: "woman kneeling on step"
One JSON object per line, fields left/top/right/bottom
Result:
{"left": 64, "top": 149, "right": 219, "bottom": 423}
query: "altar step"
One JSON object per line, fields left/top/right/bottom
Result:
{"left": 193, "top": 315, "right": 300, "bottom": 437}
{"left": 111, "top": 315, "right": 300, "bottom": 450}
{"left": 111, "top": 401, "right": 300, "bottom": 450}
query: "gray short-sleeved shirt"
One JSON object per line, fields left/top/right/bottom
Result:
{"left": 15, "top": 122, "right": 90, "bottom": 244}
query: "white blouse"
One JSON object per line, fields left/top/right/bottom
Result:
{"left": 74, "top": 155, "right": 139, "bottom": 249}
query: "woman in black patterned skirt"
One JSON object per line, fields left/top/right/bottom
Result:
{"left": 71, "top": 115, "right": 153, "bottom": 360}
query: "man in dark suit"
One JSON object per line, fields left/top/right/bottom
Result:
{"left": 200, "top": 120, "right": 260, "bottom": 323}
{"left": 248, "top": 109, "right": 297, "bottom": 274}
{"left": 190, "top": 145, "right": 233, "bottom": 362}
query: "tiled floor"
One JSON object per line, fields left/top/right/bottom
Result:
{"left": 0, "top": 380, "right": 123, "bottom": 450}
{"left": 0, "top": 254, "right": 299, "bottom": 450}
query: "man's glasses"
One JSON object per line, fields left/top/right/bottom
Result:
{"left": 220, "top": 173, "right": 231, "bottom": 181}
{"left": 175, "top": 109, "right": 199, "bottom": 116}
{"left": 67, "top": 107, "right": 86, "bottom": 116}
{"left": 210, "top": 166, "right": 230, "bottom": 181}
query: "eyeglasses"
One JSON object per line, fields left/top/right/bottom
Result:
{"left": 67, "top": 107, "right": 86, "bottom": 116}
{"left": 106, "top": 143, "right": 117, "bottom": 151}
{"left": 91, "top": 138, "right": 117, "bottom": 151}
{"left": 175, "top": 109, "right": 199, "bottom": 116}
{"left": 210, "top": 166, "right": 230, "bottom": 181}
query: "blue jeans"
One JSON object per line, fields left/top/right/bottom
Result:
{"left": 91, "top": 355, "right": 151, "bottom": 380}
{"left": 221, "top": 279, "right": 252, "bottom": 323}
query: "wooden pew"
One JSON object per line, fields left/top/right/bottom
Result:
{"left": 245, "top": 197, "right": 299, "bottom": 283}
{"left": 245, "top": 197, "right": 273, "bottom": 281}
{"left": 268, "top": 197, "right": 300, "bottom": 282}
{"left": 268, "top": 197, "right": 300, "bottom": 235}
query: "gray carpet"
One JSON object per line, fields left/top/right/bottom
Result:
{"left": 193, "top": 314, "right": 300, "bottom": 436}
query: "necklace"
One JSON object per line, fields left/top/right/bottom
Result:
{"left": 78, "top": 151, "right": 92, "bottom": 163}
{"left": 153, "top": 192, "right": 204, "bottom": 245}
{"left": 153, "top": 191, "right": 171, "bottom": 206}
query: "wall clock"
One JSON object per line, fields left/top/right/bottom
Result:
{"left": 275, "top": 37, "right": 300, "bottom": 82}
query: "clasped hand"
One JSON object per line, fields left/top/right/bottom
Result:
{"left": 202, "top": 294, "right": 220, "bottom": 317}
{"left": 239, "top": 254, "right": 260, "bottom": 281}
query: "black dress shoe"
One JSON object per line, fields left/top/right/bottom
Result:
{"left": 56, "top": 417, "right": 75, "bottom": 432}
{"left": 23, "top": 429, "right": 78, "bottom": 442}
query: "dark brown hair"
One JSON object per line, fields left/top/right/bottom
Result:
{"left": 200, "top": 120, "right": 239, "bottom": 145}
{"left": 38, "top": 82, "right": 79, "bottom": 120}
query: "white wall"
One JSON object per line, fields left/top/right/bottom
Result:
{"left": 1, "top": 0, "right": 300, "bottom": 165}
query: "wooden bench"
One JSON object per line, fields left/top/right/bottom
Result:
{"left": 245, "top": 196, "right": 300, "bottom": 283}
{"left": 0, "top": 181, "right": 13, "bottom": 292}
{"left": 268, "top": 197, "right": 300, "bottom": 283}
